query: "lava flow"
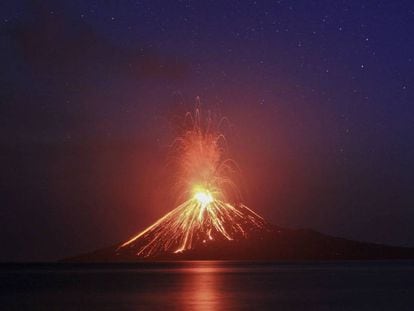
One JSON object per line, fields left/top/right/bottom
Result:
{"left": 118, "top": 104, "right": 266, "bottom": 258}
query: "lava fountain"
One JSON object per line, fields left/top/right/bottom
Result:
{"left": 118, "top": 103, "right": 266, "bottom": 258}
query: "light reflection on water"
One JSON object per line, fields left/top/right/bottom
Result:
{"left": 1, "top": 261, "right": 414, "bottom": 310}
{"left": 178, "top": 261, "right": 235, "bottom": 311}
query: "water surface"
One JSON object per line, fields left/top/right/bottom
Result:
{"left": 1, "top": 261, "right": 413, "bottom": 310}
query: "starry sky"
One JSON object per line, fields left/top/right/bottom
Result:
{"left": 1, "top": 0, "right": 414, "bottom": 261}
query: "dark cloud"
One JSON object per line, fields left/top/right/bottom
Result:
{"left": 0, "top": 0, "right": 188, "bottom": 142}
{"left": 8, "top": 1, "right": 187, "bottom": 80}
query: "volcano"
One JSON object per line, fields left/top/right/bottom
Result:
{"left": 65, "top": 106, "right": 414, "bottom": 262}
{"left": 67, "top": 204, "right": 414, "bottom": 262}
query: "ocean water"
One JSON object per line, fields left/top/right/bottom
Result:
{"left": 1, "top": 261, "right": 413, "bottom": 310}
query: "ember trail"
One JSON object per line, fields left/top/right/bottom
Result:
{"left": 118, "top": 104, "right": 266, "bottom": 258}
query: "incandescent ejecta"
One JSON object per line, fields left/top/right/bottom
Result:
{"left": 117, "top": 105, "right": 267, "bottom": 258}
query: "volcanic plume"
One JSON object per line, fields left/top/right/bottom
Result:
{"left": 117, "top": 104, "right": 268, "bottom": 258}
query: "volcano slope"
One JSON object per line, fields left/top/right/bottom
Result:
{"left": 66, "top": 202, "right": 414, "bottom": 262}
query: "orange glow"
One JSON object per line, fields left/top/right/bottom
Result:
{"left": 118, "top": 104, "right": 265, "bottom": 257}
{"left": 179, "top": 262, "right": 231, "bottom": 311}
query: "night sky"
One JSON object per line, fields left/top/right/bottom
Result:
{"left": 1, "top": 0, "right": 414, "bottom": 261}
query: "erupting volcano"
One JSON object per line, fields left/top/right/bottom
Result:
{"left": 67, "top": 102, "right": 414, "bottom": 262}
{"left": 118, "top": 104, "right": 268, "bottom": 258}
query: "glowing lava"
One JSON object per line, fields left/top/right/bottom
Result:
{"left": 194, "top": 188, "right": 214, "bottom": 207}
{"left": 118, "top": 103, "right": 266, "bottom": 258}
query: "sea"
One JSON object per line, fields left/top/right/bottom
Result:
{"left": 1, "top": 261, "right": 413, "bottom": 310}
